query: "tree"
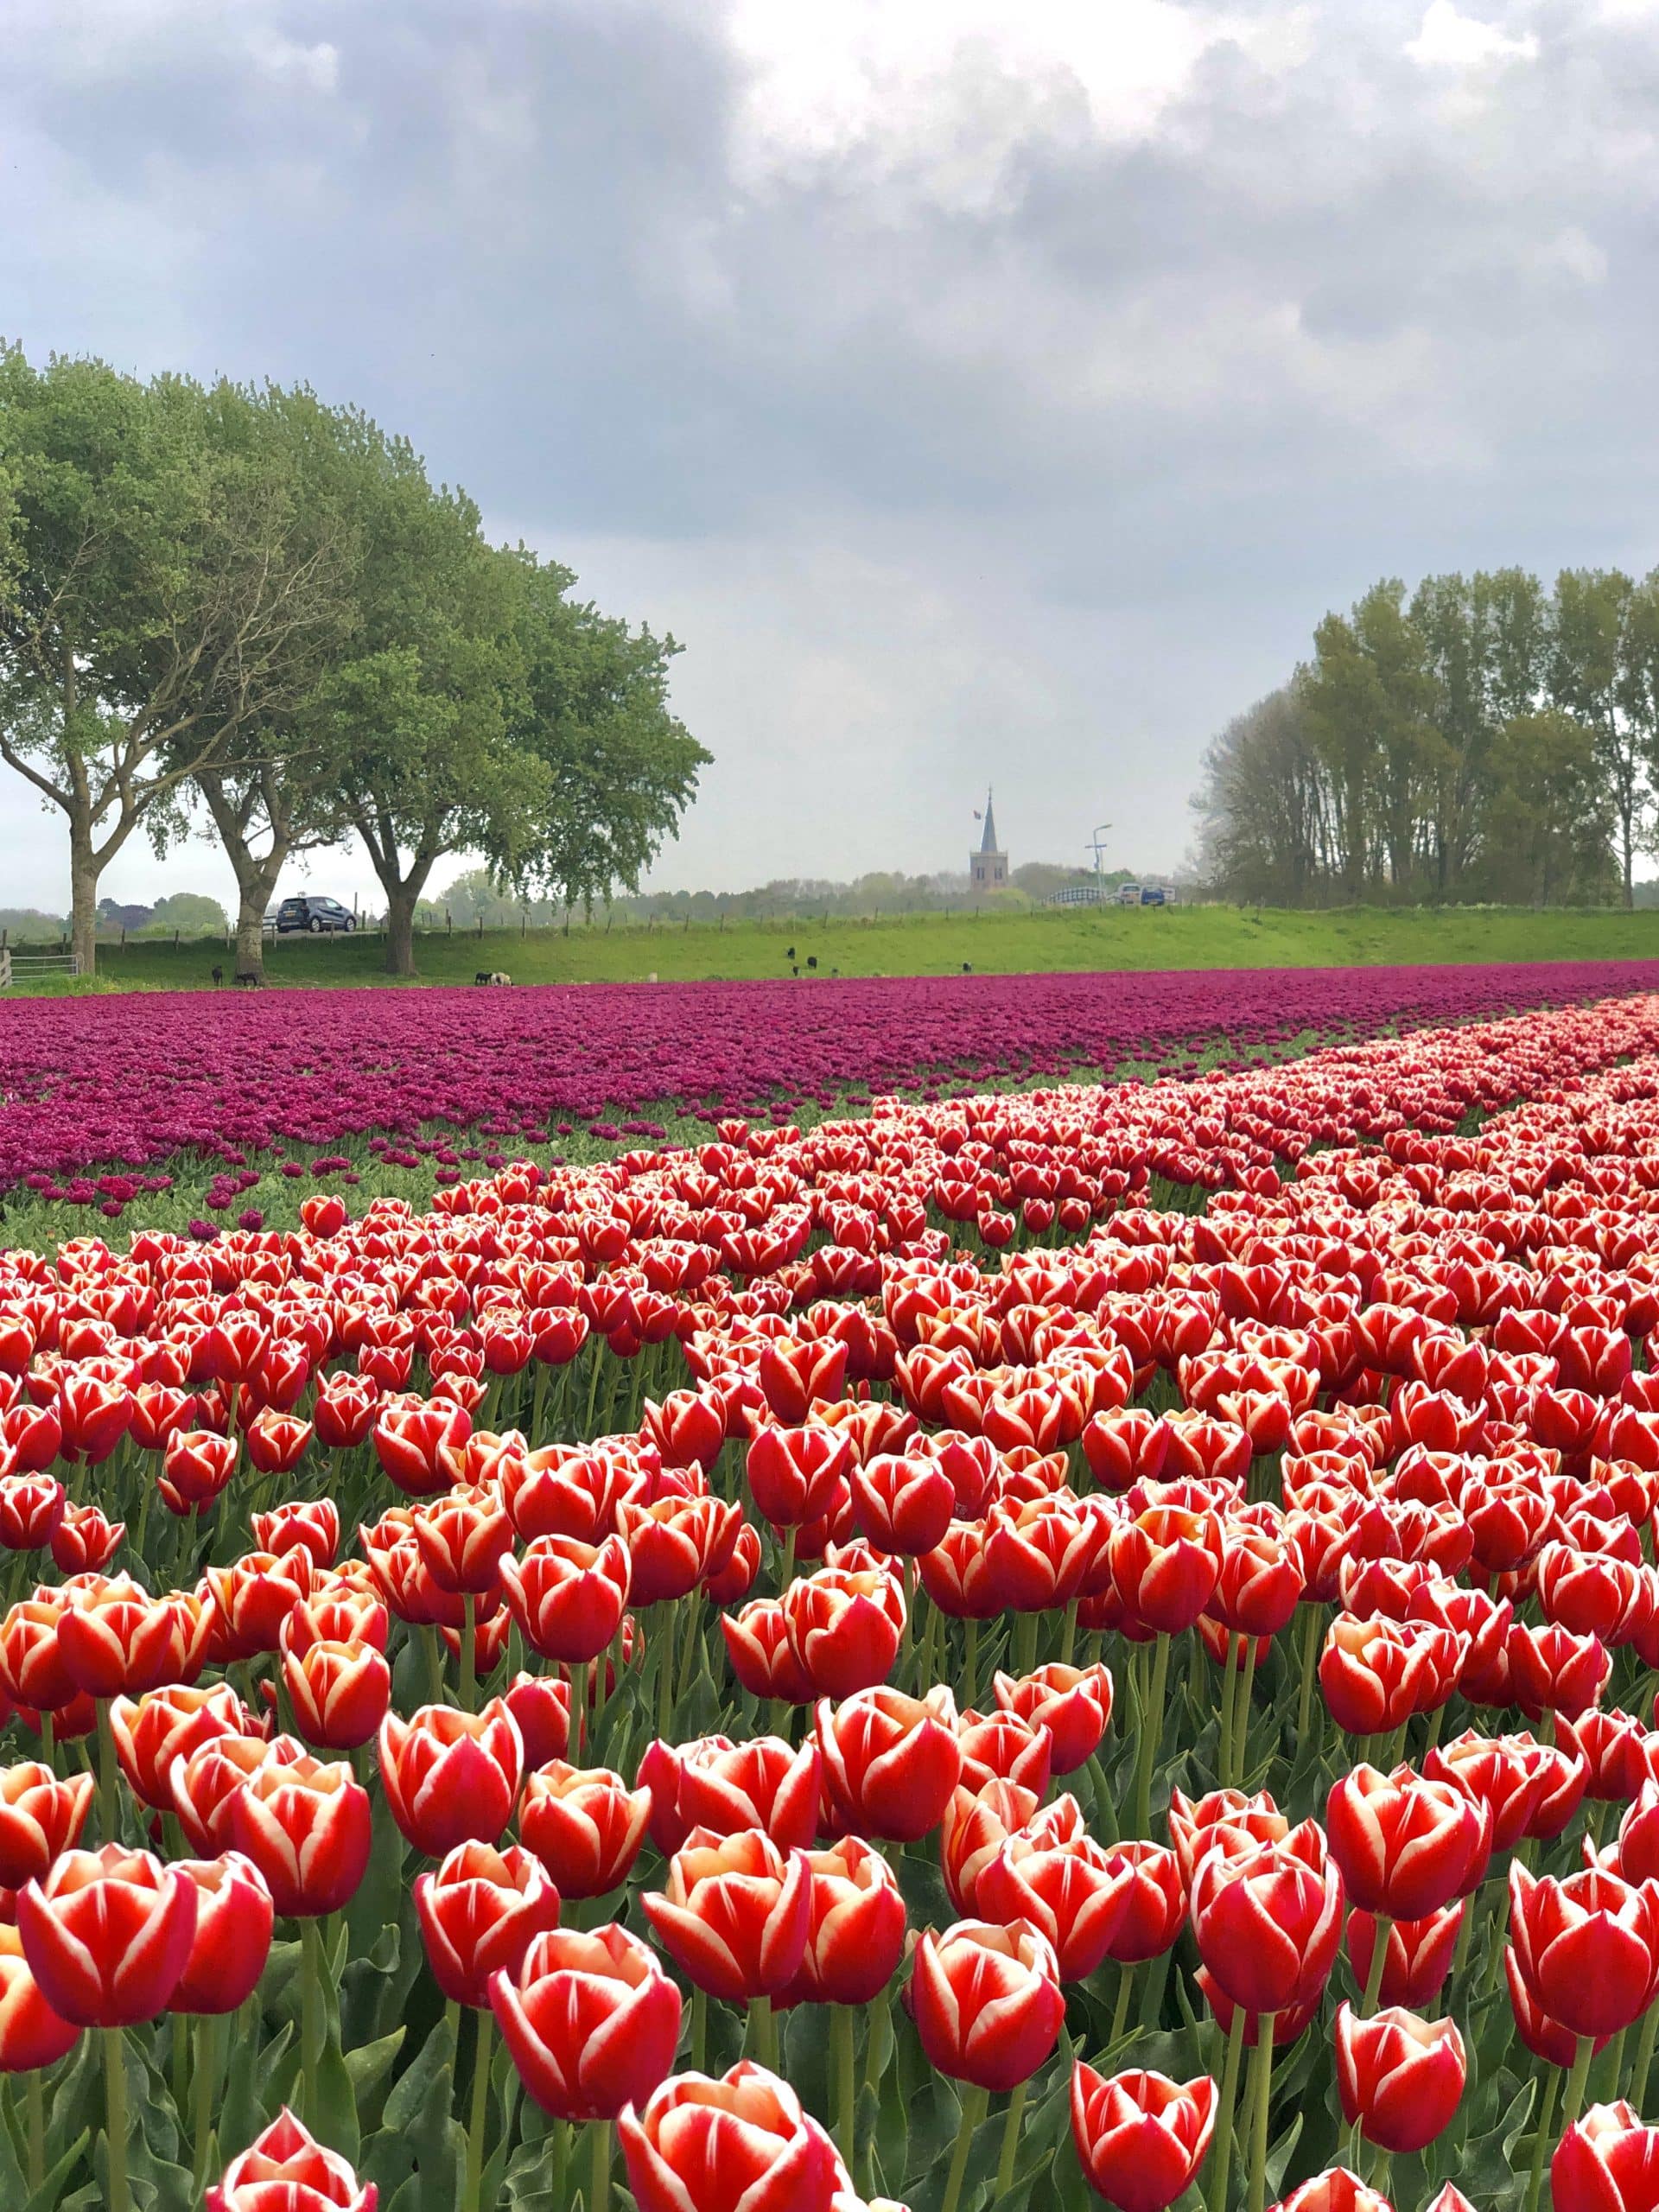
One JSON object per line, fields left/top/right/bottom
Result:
{"left": 1193, "top": 688, "right": 1332, "bottom": 904}
{"left": 1478, "top": 710, "right": 1614, "bottom": 906}
{"left": 1550, "top": 568, "right": 1649, "bottom": 906}
{"left": 323, "top": 512, "right": 541, "bottom": 979}
{"left": 504, "top": 555, "right": 709, "bottom": 913}
{"left": 148, "top": 891, "right": 228, "bottom": 935}
{"left": 0, "top": 349, "right": 343, "bottom": 973}
{"left": 184, "top": 391, "right": 446, "bottom": 977}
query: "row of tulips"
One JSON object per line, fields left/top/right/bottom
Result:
{"left": 8, "top": 995, "right": 1659, "bottom": 2207}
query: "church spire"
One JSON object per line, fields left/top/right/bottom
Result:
{"left": 979, "top": 787, "right": 998, "bottom": 855}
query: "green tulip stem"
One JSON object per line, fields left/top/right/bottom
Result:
{"left": 1630, "top": 1998, "right": 1659, "bottom": 2112}
{"left": 301, "top": 1914, "right": 325, "bottom": 2126}
{"left": 1600, "top": 2024, "right": 1628, "bottom": 2107}
{"left": 1217, "top": 1633, "right": 1240, "bottom": 1787}
{"left": 191, "top": 2012, "right": 219, "bottom": 2190}
{"left": 964, "top": 1618, "right": 981, "bottom": 1708}
{"left": 423, "top": 1624, "right": 445, "bottom": 1707}
{"left": 1451, "top": 1894, "right": 1477, "bottom": 1986}
{"left": 1111, "top": 1960, "right": 1136, "bottom": 2048}
{"left": 569, "top": 1661, "right": 588, "bottom": 1761}
{"left": 463, "top": 2005, "right": 493, "bottom": 2212}
{"left": 26, "top": 2066, "right": 43, "bottom": 2195}
{"left": 677, "top": 1599, "right": 703, "bottom": 1707}
{"left": 940, "top": 2083, "right": 989, "bottom": 2212}
{"left": 778, "top": 1524, "right": 798, "bottom": 1598}
{"left": 1524, "top": 2064, "right": 1561, "bottom": 2212}
{"left": 748, "top": 1993, "right": 778, "bottom": 2072}
{"left": 690, "top": 1985, "right": 707, "bottom": 2075}
{"left": 1060, "top": 1599, "right": 1078, "bottom": 1669}
{"left": 461, "top": 1595, "right": 476, "bottom": 1712}
{"left": 1133, "top": 1632, "right": 1172, "bottom": 1838}
{"left": 590, "top": 2118, "right": 613, "bottom": 2212}
{"left": 833, "top": 2002, "right": 856, "bottom": 2174}
{"left": 1294, "top": 1603, "right": 1319, "bottom": 1747}
{"left": 1563, "top": 2035, "right": 1596, "bottom": 2133}
{"left": 1234, "top": 1637, "right": 1261, "bottom": 1784}
{"left": 39, "top": 1710, "right": 54, "bottom": 1775}
{"left": 96, "top": 1699, "right": 120, "bottom": 1845}
{"left": 102, "top": 2026, "right": 129, "bottom": 2212}
{"left": 657, "top": 1602, "right": 677, "bottom": 1739}
{"left": 996, "top": 2077, "right": 1027, "bottom": 2199}
{"left": 1247, "top": 2016, "right": 1275, "bottom": 2212}
{"left": 1206, "top": 2006, "right": 1248, "bottom": 2212}
{"left": 1359, "top": 1917, "right": 1392, "bottom": 2016}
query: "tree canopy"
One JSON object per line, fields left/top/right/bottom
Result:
{"left": 0, "top": 346, "right": 708, "bottom": 975}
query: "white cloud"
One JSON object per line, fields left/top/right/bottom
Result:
{"left": 1406, "top": 2, "right": 1540, "bottom": 71}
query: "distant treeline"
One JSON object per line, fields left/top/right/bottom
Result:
{"left": 416, "top": 861, "right": 1152, "bottom": 928}
{"left": 1193, "top": 569, "right": 1659, "bottom": 909}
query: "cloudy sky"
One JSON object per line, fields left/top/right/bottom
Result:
{"left": 4, "top": 0, "right": 1659, "bottom": 911}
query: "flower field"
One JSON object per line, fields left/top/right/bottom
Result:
{"left": 6, "top": 958, "right": 1659, "bottom": 1236}
{"left": 7, "top": 989, "right": 1659, "bottom": 2209}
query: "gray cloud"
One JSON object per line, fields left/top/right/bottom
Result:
{"left": 3, "top": 0, "right": 1659, "bottom": 910}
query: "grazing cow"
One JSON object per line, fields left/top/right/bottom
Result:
{"left": 474, "top": 970, "right": 512, "bottom": 986}
{"left": 233, "top": 970, "right": 261, "bottom": 989}
{"left": 211, "top": 966, "right": 224, "bottom": 988}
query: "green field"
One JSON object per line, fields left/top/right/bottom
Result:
{"left": 12, "top": 902, "right": 1659, "bottom": 994}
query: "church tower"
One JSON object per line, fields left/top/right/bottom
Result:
{"left": 969, "top": 788, "right": 1007, "bottom": 893}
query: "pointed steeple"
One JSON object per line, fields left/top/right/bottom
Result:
{"left": 979, "top": 788, "right": 999, "bottom": 855}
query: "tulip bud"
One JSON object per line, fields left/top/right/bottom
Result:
{"left": 642, "top": 1827, "right": 811, "bottom": 2002}
{"left": 413, "top": 1840, "right": 561, "bottom": 2007}
{"left": 206, "top": 2109, "right": 377, "bottom": 2212}
{"left": 378, "top": 1700, "right": 524, "bottom": 1855}
{"left": 909, "top": 1919, "right": 1065, "bottom": 2092}
{"left": 817, "top": 1686, "right": 962, "bottom": 1843}
{"left": 491, "top": 1923, "right": 682, "bottom": 2122}
{"left": 17, "top": 1844, "right": 196, "bottom": 2025}
{"left": 1334, "top": 2000, "right": 1465, "bottom": 2153}
{"left": 520, "top": 1761, "right": 652, "bottom": 1899}
{"left": 788, "top": 1835, "right": 907, "bottom": 2005}
{"left": 620, "top": 2060, "right": 846, "bottom": 2212}
{"left": 0, "top": 1761, "right": 92, "bottom": 1889}
{"left": 994, "top": 1661, "right": 1113, "bottom": 1775}
{"left": 0, "top": 1922, "right": 79, "bottom": 2071}
{"left": 1070, "top": 2064, "right": 1218, "bottom": 2212}
{"left": 1324, "top": 1764, "right": 1489, "bottom": 1921}
{"left": 170, "top": 1853, "right": 274, "bottom": 2015}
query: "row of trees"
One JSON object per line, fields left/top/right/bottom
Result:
{"left": 0, "top": 348, "right": 708, "bottom": 975}
{"left": 1193, "top": 569, "right": 1659, "bottom": 908}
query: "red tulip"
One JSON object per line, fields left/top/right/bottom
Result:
{"left": 230, "top": 1750, "right": 373, "bottom": 1917}
{"left": 1109, "top": 1507, "right": 1223, "bottom": 1634}
{"left": 817, "top": 1685, "right": 962, "bottom": 1842}
{"left": 207, "top": 1551, "right": 312, "bottom": 1661}
{"left": 850, "top": 1452, "right": 954, "bottom": 1556}
{"left": 520, "top": 1760, "right": 652, "bottom": 1899}
{"left": 908, "top": 1918, "right": 1065, "bottom": 2091}
{"left": 617, "top": 1493, "right": 741, "bottom": 1605}
{"left": 252, "top": 1497, "right": 340, "bottom": 1568}
{"left": 1553, "top": 2100, "right": 1659, "bottom": 2212}
{"left": 109, "top": 1681, "right": 248, "bottom": 1810}
{"left": 1508, "top": 1862, "right": 1659, "bottom": 2037}
{"left": 50, "top": 1502, "right": 124, "bottom": 1576}
{"left": 374, "top": 1397, "right": 471, "bottom": 1497}
{"left": 59, "top": 1583, "right": 210, "bottom": 1698}
{"left": 676, "top": 1734, "right": 820, "bottom": 1850}
{"left": 1334, "top": 2000, "right": 1465, "bottom": 2152}
{"left": 243, "top": 1408, "right": 314, "bottom": 1478}
{"left": 169, "top": 1732, "right": 277, "bottom": 1855}
{"left": 787, "top": 1834, "right": 906, "bottom": 2004}
{"left": 620, "top": 2060, "right": 846, "bottom": 2212}
{"left": 784, "top": 1566, "right": 905, "bottom": 1698}
{"left": 161, "top": 1430, "right": 238, "bottom": 1516}
{"left": 1508, "top": 1621, "right": 1611, "bottom": 1720}
{"left": 500, "top": 1671, "right": 571, "bottom": 1768}
{"left": 977, "top": 1798, "right": 1131, "bottom": 1980}
{"left": 642, "top": 1827, "right": 810, "bottom": 2002}
{"left": 994, "top": 1661, "right": 1113, "bottom": 1774}
{"left": 0, "top": 1473, "right": 63, "bottom": 1552}
{"left": 1267, "top": 2171, "right": 1392, "bottom": 2212}
{"left": 283, "top": 1638, "right": 391, "bottom": 1751}
{"left": 1071, "top": 2064, "right": 1218, "bottom": 2212}
{"left": 0, "top": 1761, "right": 92, "bottom": 1888}
{"left": 412, "top": 1840, "right": 561, "bottom": 2007}
{"left": 499, "top": 1534, "right": 630, "bottom": 1662}
{"left": 0, "top": 1923, "right": 79, "bottom": 2071}
{"left": 722, "top": 1598, "right": 814, "bottom": 1704}
{"left": 1101, "top": 1840, "right": 1186, "bottom": 1963}
{"left": 1192, "top": 1834, "right": 1344, "bottom": 2017}
{"left": 1344, "top": 1904, "right": 1463, "bottom": 2010}
{"left": 941, "top": 1776, "right": 1040, "bottom": 1916}
{"left": 17, "top": 1844, "right": 195, "bottom": 2024}
{"left": 1324, "top": 1764, "right": 1490, "bottom": 1921}
{"left": 491, "top": 1923, "right": 682, "bottom": 2121}
{"left": 206, "top": 2109, "right": 377, "bottom": 2212}
{"left": 378, "top": 1700, "right": 524, "bottom": 1855}
{"left": 170, "top": 1853, "right": 274, "bottom": 2014}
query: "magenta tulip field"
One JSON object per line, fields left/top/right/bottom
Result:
{"left": 5, "top": 958, "right": 1659, "bottom": 1220}
{"left": 10, "top": 979, "right": 1659, "bottom": 2209}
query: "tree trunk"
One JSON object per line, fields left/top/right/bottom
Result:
{"left": 69, "top": 822, "right": 99, "bottom": 977}
{"left": 385, "top": 886, "right": 418, "bottom": 978}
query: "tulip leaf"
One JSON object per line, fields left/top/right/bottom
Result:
{"left": 219, "top": 2020, "right": 295, "bottom": 2163}
{"left": 363, "top": 2006, "right": 463, "bottom": 2206}
{"left": 22, "top": 2128, "right": 92, "bottom": 2212}
{"left": 345, "top": 2024, "right": 408, "bottom": 2138}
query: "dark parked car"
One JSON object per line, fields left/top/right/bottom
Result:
{"left": 271, "top": 894, "right": 358, "bottom": 936}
